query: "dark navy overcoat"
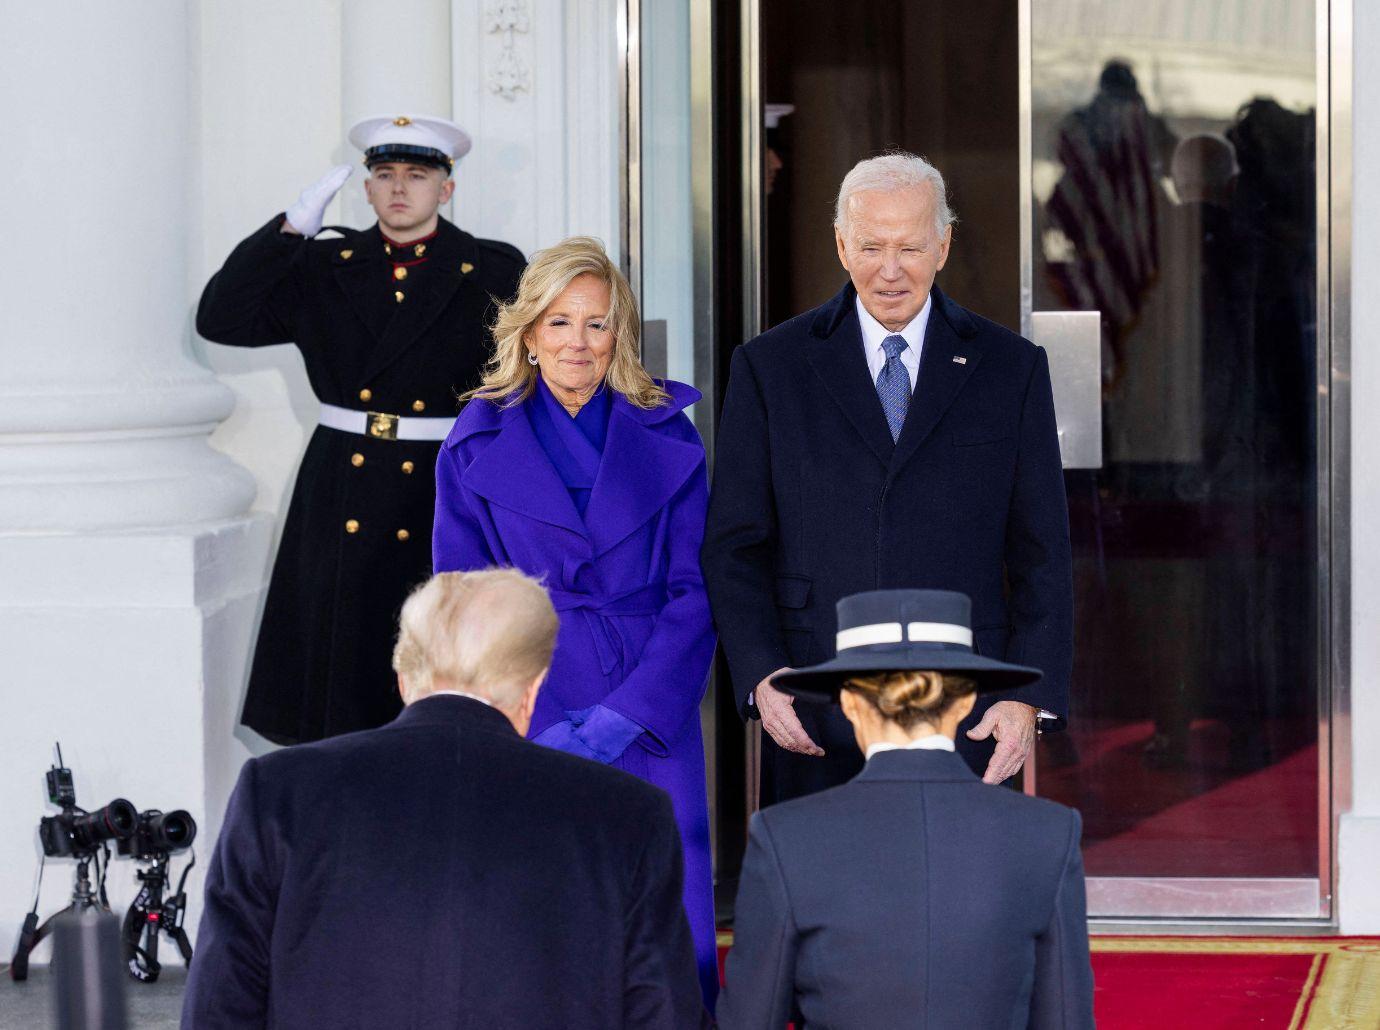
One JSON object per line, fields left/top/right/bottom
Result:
{"left": 432, "top": 380, "right": 718, "bottom": 1002}
{"left": 701, "top": 283, "right": 1074, "bottom": 799}
{"left": 182, "top": 695, "right": 705, "bottom": 1028}
{"left": 718, "top": 748, "right": 1095, "bottom": 1028}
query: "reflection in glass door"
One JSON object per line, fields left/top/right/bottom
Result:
{"left": 1025, "top": 0, "right": 1327, "bottom": 918}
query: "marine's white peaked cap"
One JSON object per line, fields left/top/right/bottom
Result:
{"left": 347, "top": 114, "right": 473, "bottom": 168}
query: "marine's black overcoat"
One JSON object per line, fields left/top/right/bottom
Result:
{"left": 197, "top": 215, "right": 523, "bottom": 744}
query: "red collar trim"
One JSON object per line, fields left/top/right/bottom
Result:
{"left": 381, "top": 228, "right": 440, "bottom": 250}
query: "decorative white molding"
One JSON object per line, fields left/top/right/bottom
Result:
{"left": 485, "top": 0, "right": 531, "bottom": 100}
{"left": 452, "top": 0, "right": 619, "bottom": 255}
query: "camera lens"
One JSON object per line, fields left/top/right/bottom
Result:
{"left": 145, "top": 810, "right": 197, "bottom": 851}
{"left": 70, "top": 799, "right": 137, "bottom": 849}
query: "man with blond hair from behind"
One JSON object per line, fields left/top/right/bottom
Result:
{"left": 183, "top": 569, "right": 705, "bottom": 1029}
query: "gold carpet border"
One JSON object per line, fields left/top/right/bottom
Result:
{"left": 714, "top": 933, "right": 1380, "bottom": 1027}
{"left": 1089, "top": 935, "right": 1380, "bottom": 956}
{"left": 1090, "top": 936, "right": 1380, "bottom": 1029}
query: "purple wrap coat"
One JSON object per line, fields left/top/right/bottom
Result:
{"left": 432, "top": 379, "right": 718, "bottom": 1004}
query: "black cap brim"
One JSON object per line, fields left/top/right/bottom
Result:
{"left": 770, "top": 647, "right": 1042, "bottom": 705}
{"left": 364, "top": 145, "right": 453, "bottom": 173}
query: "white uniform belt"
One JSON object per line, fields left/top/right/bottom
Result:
{"left": 318, "top": 403, "right": 453, "bottom": 442}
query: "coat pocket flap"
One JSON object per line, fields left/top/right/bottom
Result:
{"left": 774, "top": 575, "right": 812, "bottom": 609}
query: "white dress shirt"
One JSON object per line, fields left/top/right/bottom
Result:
{"left": 865, "top": 734, "right": 954, "bottom": 760}
{"left": 857, "top": 294, "right": 931, "bottom": 392}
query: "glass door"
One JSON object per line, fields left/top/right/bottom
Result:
{"left": 661, "top": 0, "right": 1335, "bottom": 923}
{"left": 1024, "top": 0, "right": 1329, "bottom": 919}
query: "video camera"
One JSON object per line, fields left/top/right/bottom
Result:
{"left": 37, "top": 749, "right": 137, "bottom": 858}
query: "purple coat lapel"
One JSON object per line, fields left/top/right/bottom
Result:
{"left": 585, "top": 383, "right": 704, "bottom": 557}
{"left": 452, "top": 380, "right": 704, "bottom": 555}
{"left": 456, "top": 396, "right": 589, "bottom": 543}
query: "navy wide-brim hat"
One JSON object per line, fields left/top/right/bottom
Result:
{"left": 770, "top": 589, "right": 1042, "bottom": 704}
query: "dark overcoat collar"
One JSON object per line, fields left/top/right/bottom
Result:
{"left": 389, "top": 693, "right": 518, "bottom": 736}
{"left": 851, "top": 746, "right": 981, "bottom": 784}
{"left": 806, "top": 282, "right": 984, "bottom": 479}
{"left": 456, "top": 380, "right": 704, "bottom": 558}
{"left": 330, "top": 217, "right": 485, "bottom": 382}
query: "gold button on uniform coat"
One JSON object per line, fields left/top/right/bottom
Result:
{"left": 345, "top": 519, "right": 360, "bottom": 534}
{"left": 396, "top": 529, "right": 410, "bottom": 541}
{"left": 350, "top": 453, "right": 365, "bottom": 467}
{"left": 401, "top": 460, "right": 415, "bottom": 474}
{"left": 395, "top": 291, "right": 405, "bottom": 303}
{"left": 394, "top": 267, "right": 408, "bottom": 281}
{"left": 412, "top": 399, "right": 426, "bottom": 412}
{"left": 359, "top": 388, "right": 372, "bottom": 402}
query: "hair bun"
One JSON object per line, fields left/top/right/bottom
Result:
{"left": 875, "top": 671, "right": 945, "bottom": 717}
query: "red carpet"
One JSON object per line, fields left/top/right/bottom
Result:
{"left": 716, "top": 933, "right": 1380, "bottom": 1027}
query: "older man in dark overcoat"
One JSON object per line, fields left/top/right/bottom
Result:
{"left": 197, "top": 114, "right": 523, "bottom": 745}
{"left": 183, "top": 568, "right": 705, "bottom": 1028}
{"left": 702, "top": 152, "right": 1073, "bottom": 802}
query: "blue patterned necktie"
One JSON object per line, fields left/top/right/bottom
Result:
{"left": 875, "top": 334, "right": 911, "bottom": 442}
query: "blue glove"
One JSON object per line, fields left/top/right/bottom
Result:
{"left": 570, "top": 705, "right": 644, "bottom": 764}
{"left": 530, "top": 719, "right": 600, "bottom": 762}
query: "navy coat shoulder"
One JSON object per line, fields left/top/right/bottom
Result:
{"left": 701, "top": 283, "right": 1073, "bottom": 792}
{"left": 182, "top": 695, "right": 705, "bottom": 1029}
{"left": 718, "top": 749, "right": 1095, "bottom": 1029}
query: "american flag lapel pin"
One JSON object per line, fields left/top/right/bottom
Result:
{"left": 953, "top": 355, "right": 967, "bottom": 364}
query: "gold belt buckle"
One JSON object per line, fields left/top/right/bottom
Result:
{"left": 367, "top": 411, "right": 399, "bottom": 440}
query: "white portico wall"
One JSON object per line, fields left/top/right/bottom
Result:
{"left": 1340, "top": 0, "right": 1380, "bottom": 933}
{"left": 0, "top": 0, "right": 266, "bottom": 964}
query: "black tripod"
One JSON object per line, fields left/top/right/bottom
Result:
{"left": 10, "top": 849, "right": 110, "bottom": 981}
{"left": 121, "top": 851, "right": 194, "bottom": 982}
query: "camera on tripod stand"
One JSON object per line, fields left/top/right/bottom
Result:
{"left": 117, "top": 807, "right": 198, "bottom": 982}
{"left": 10, "top": 744, "right": 200, "bottom": 985}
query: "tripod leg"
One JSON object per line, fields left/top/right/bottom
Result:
{"left": 10, "top": 905, "right": 73, "bottom": 982}
{"left": 168, "top": 925, "right": 193, "bottom": 965}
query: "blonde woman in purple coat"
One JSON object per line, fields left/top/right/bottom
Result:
{"left": 432, "top": 236, "right": 718, "bottom": 1008}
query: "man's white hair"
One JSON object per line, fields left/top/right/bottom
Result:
{"left": 391, "top": 568, "right": 558, "bottom": 708}
{"left": 834, "top": 152, "right": 956, "bottom": 239}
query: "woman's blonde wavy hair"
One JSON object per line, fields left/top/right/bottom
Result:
{"left": 842, "top": 670, "right": 978, "bottom": 730}
{"left": 466, "top": 236, "right": 669, "bottom": 410}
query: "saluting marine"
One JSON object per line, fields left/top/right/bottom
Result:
{"left": 198, "top": 114, "right": 524, "bottom": 744}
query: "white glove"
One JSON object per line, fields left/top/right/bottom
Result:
{"left": 284, "top": 164, "right": 354, "bottom": 237}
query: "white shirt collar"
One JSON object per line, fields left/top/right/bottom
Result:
{"left": 866, "top": 734, "right": 955, "bottom": 759}
{"left": 856, "top": 293, "right": 930, "bottom": 389}
{"left": 417, "top": 688, "right": 492, "bottom": 708}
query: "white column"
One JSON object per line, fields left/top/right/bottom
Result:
{"left": 340, "top": 0, "right": 454, "bottom": 228}
{"left": 0, "top": 1, "right": 267, "bottom": 963}
{"left": 1341, "top": 0, "right": 1380, "bottom": 933}
{"left": 0, "top": 2, "right": 255, "bottom": 531}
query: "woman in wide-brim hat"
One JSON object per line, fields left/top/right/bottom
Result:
{"left": 718, "top": 588, "right": 1095, "bottom": 1030}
